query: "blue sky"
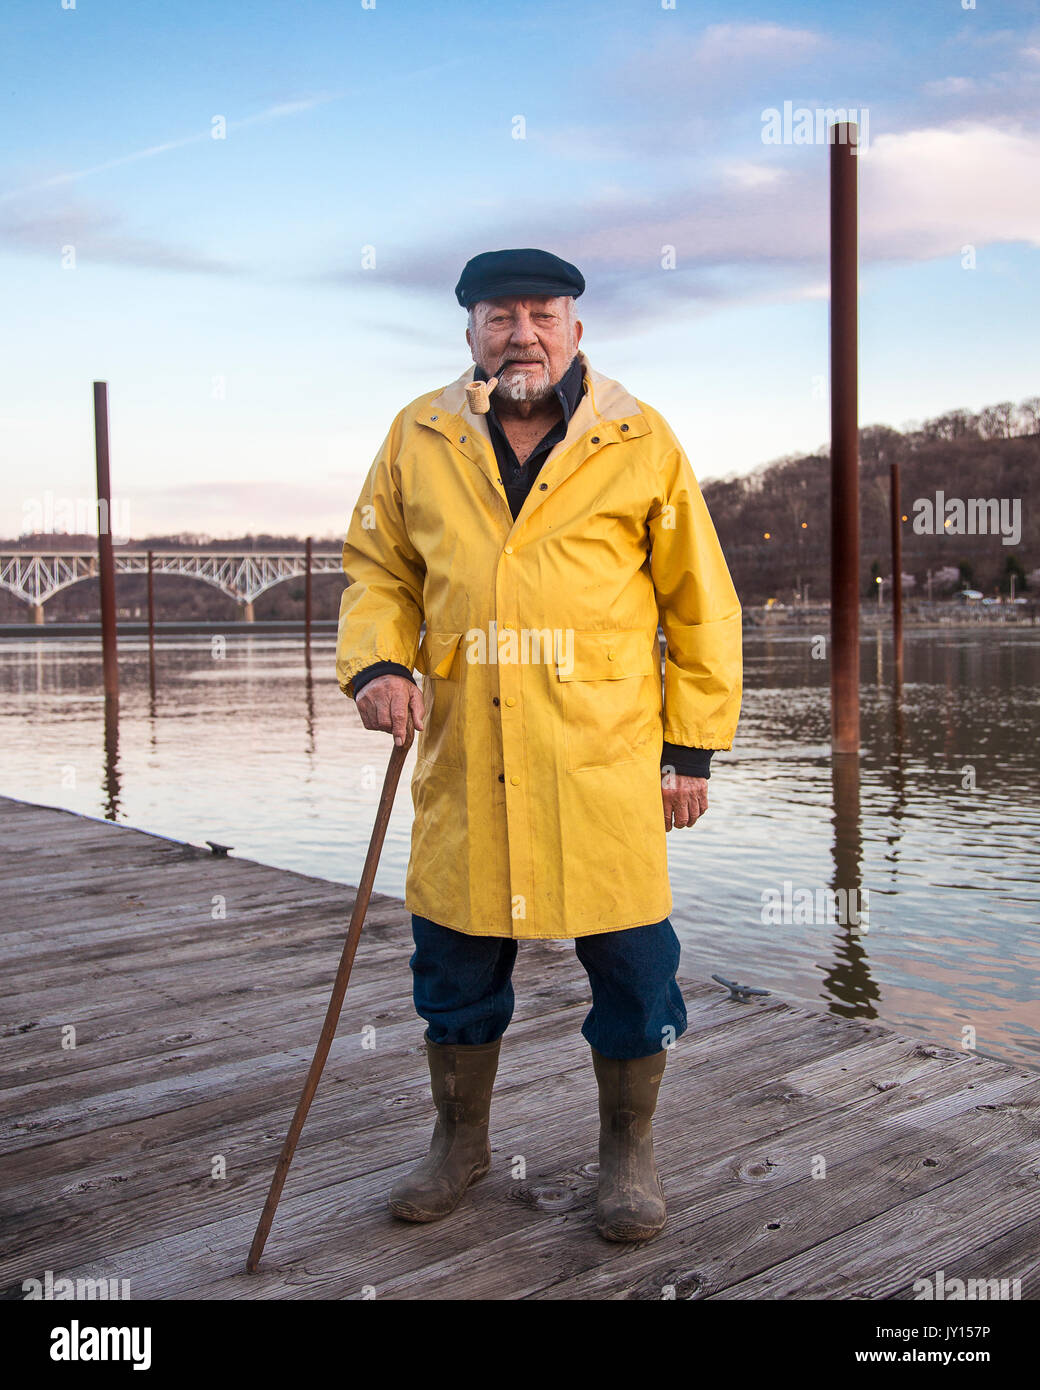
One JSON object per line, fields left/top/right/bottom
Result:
{"left": 2, "top": 0, "right": 1039, "bottom": 539}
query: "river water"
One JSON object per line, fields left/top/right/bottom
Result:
{"left": 2, "top": 629, "right": 1037, "bottom": 1069}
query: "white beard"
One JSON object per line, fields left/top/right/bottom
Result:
{"left": 500, "top": 362, "right": 552, "bottom": 403}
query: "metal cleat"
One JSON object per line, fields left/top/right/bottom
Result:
{"left": 712, "top": 973, "right": 771, "bottom": 1003}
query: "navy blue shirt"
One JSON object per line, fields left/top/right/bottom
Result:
{"left": 350, "top": 359, "right": 713, "bottom": 779}
{"left": 477, "top": 354, "right": 585, "bottom": 520}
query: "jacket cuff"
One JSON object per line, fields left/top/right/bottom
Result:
{"left": 661, "top": 742, "right": 714, "bottom": 780}
{"left": 351, "top": 660, "right": 417, "bottom": 698}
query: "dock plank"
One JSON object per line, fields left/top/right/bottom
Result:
{"left": 2, "top": 794, "right": 1038, "bottom": 1301}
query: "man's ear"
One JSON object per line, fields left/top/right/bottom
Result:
{"left": 465, "top": 326, "right": 476, "bottom": 361}
{"left": 573, "top": 319, "right": 584, "bottom": 349}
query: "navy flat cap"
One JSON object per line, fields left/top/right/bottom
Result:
{"left": 455, "top": 247, "right": 585, "bottom": 308}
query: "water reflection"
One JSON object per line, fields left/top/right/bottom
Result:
{"left": 304, "top": 641, "right": 316, "bottom": 760}
{"left": 883, "top": 678, "right": 908, "bottom": 874}
{"left": 102, "top": 693, "right": 120, "bottom": 822}
{"left": 2, "top": 628, "right": 1038, "bottom": 1069}
{"left": 820, "top": 754, "right": 880, "bottom": 1020}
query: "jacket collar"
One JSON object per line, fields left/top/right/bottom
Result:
{"left": 418, "top": 350, "right": 651, "bottom": 530}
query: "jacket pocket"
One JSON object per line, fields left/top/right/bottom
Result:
{"left": 415, "top": 631, "right": 464, "bottom": 769}
{"left": 557, "top": 629, "right": 662, "bottom": 771}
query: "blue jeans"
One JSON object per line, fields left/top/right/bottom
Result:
{"left": 409, "top": 914, "right": 688, "bottom": 1059}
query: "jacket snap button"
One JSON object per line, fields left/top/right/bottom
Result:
{"left": 539, "top": 482, "right": 548, "bottom": 490}
{"left": 510, "top": 775, "right": 520, "bottom": 786}
{"left": 504, "top": 545, "right": 514, "bottom": 555}
{"left": 621, "top": 423, "right": 629, "bottom": 431}
{"left": 607, "top": 651, "right": 616, "bottom": 660}
{"left": 459, "top": 435, "right": 467, "bottom": 443}
{"left": 505, "top": 696, "right": 517, "bottom": 707}
{"left": 431, "top": 415, "right": 438, "bottom": 421}
{"left": 492, "top": 697, "right": 500, "bottom": 706}
{"left": 591, "top": 435, "right": 600, "bottom": 444}
{"left": 498, "top": 773, "right": 505, "bottom": 782}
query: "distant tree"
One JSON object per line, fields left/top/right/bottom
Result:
{"left": 922, "top": 409, "right": 979, "bottom": 441}
{"left": 1017, "top": 397, "right": 1040, "bottom": 436}
{"left": 978, "top": 402, "right": 1015, "bottom": 439}
{"left": 859, "top": 424, "right": 904, "bottom": 465}
{"left": 901, "top": 421, "right": 927, "bottom": 451}
{"left": 996, "top": 401, "right": 1017, "bottom": 437}
{"left": 999, "top": 554, "right": 1026, "bottom": 594}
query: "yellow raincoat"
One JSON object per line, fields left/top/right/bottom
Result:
{"left": 336, "top": 350, "right": 741, "bottom": 939}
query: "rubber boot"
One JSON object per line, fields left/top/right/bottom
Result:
{"left": 388, "top": 1035, "right": 501, "bottom": 1223}
{"left": 591, "top": 1047, "right": 668, "bottom": 1242}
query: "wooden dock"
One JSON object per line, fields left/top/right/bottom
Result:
{"left": 2, "top": 793, "right": 1039, "bottom": 1301}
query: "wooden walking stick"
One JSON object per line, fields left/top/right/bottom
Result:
{"left": 246, "top": 727, "right": 412, "bottom": 1273}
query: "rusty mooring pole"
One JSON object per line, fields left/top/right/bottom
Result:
{"left": 147, "top": 548, "right": 156, "bottom": 673}
{"left": 93, "top": 382, "right": 119, "bottom": 702}
{"left": 829, "top": 123, "right": 860, "bottom": 754}
{"left": 304, "top": 535, "right": 313, "bottom": 646}
{"left": 890, "top": 462, "right": 904, "bottom": 683}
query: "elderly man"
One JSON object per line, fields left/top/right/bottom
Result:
{"left": 336, "top": 248, "right": 741, "bottom": 1242}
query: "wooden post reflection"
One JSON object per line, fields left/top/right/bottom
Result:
{"left": 885, "top": 677, "right": 908, "bottom": 868}
{"left": 304, "top": 642, "right": 316, "bottom": 759}
{"left": 820, "top": 754, "right": 879, "bottom": 1018}
{"left": 103, "top": 689, "right": 121, "bottom": 822}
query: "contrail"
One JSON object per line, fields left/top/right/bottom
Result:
{"left": 1, "top": 57, "right": 467, "bottom": 206}
{"left": 0, "top": 95, "right": 337, "bottom": 203}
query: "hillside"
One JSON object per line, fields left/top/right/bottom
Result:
{"left": 3, "top": 394, "right": 1036, "bottom": 620}
{"left": 702, "top": 396, "right": 1038, "bottom": 604}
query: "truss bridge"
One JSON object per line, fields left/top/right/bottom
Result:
{"left": 0, "top": 550, "right": 344, "bottom": 622}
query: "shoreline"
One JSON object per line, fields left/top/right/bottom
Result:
{"left": 1, "top": 611, "right": 1037, "bottom": 639}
